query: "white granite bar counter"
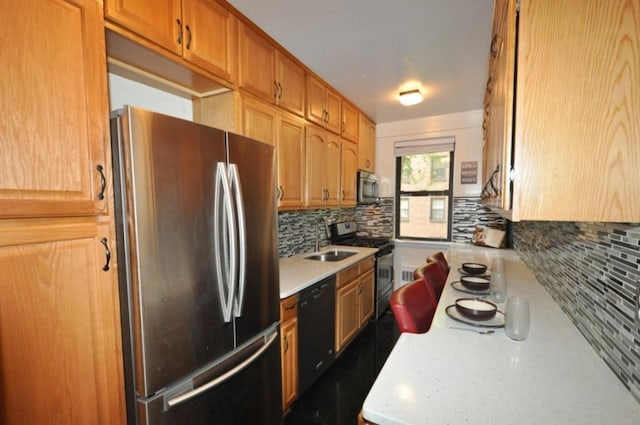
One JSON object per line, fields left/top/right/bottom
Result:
{"left": 363, "top": 245, "right": 640, "bottom": 425}
{"left": 279, "top": 245, "right": 378, "bottom": 298}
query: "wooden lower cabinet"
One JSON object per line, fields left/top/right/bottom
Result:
{"left": 280, "top": 295, "right": 298, "bottom": 411}
{"left": 0, "top": 218, "right": 125, "bottom": 425}
{"left": 335, "top": 257, "right": 375, "bottom": 353}
{"left": 280, "top": 317, "right": 299, "bottom": 411}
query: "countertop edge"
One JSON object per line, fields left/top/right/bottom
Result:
{"left": 279, "top": 245, "right": 378, "bottom": 299}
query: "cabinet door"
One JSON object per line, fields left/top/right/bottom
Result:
{"left": 306, "top": 75, "right": 327, "bottom": 127}
{"left": 306, "top": 125, "right": 327, "bottom": 207}
{"left": 341, "top": 140, "right": 358, "bottom": 206}
{"left": 325, "top": 89, "right": 342, "bottom": 134}
{"left": 280, "top": 317, "right": 298, "bottom": 411}
{"left": 358, "top": 269, "right": 375, "bottom": 326}
{"left": 482, "top": 0, "right": 515, "bottom": 211}
{"left": 358, "top": 114, "right": 376, "bottom": 172}
{"left": 182, "top": 0, "right": 237, "bottom": 82}
{"left": 325, "top": 134, "right": 342, "bottom": 206}
{"left": 276, "top": 51, "right": 306, "bottom": 116}
{"left": 0, "top": 218, "right": 125, "bottom": 425}
{"left": 335, "top": 279, "right": 359, "bottom": 352}
{"left": 105, "top": 0, "right": 182, "bottom": 55}
{"left": 341, "top": 102, "right": 359, "bottom": 142}
{"left": 277, "top": 113, "right": 306, "bottom": 210}
{"left": 513, "top": 0, "right": 640, "bottom": 221}
{"left": 1, "top": 0, "right": 109, "bottom": 218}
{"left": 242, "top": 96, "right": 278, "bottom": 146}
{"left": 238, "top": 22, "right": 276, "bottom": 103}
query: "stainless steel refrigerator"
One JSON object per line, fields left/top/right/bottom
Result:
{"left": 110, "top": 106, "right": 282, "bottom": 425}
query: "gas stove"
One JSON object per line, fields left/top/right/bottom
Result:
{"left": 328, "top": 220, "right": 394, "bottom": 320}
{"left": 329, "top": 221, "right": 394, "bottom": 255}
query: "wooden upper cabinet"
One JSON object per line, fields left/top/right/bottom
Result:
{"left": 238, "top": 22, "right": 306, "bottom": 116}
{"left": 481, "top": 0, "right": 514, "bottom": 211}
{"left": 325, "top": 133, "right": 341, "bottom": 206}
{"left": 306, "top": 125, "right": 327, "bottom": 207}
{"left": 241, "top": 96, "right": 278, "bottom": 146}
{"left": 358, "top": 113, "right": 376, "bottom": 172}
{"left": 341, "top": 140, "right": 358, "bottom": 206}
{"left": 277, "top": 112, "right": 306, "bottom": 210}
{"left": 238, "top": 21, "right": 277, "bottom": 102}
{"left": 0, "top": 218, "right": 125, "bottom": 425}
{"left": 0, "top": 0, "right": 109, "bottom": 219}
{"left": 483, "top": 0, "right": 640, "bottom": 222}
{"left": 105, "top": 0, "right": 181, "bottom": 55}
{"left": 306, "top": 74, "right": 342, "bottom": 134}
{"left": 105, "top": 0, "right": 236, "bottom": 83}
{"left": 341, "top": 102, "right": 359, "bottom": 142}
{"left": 181, "top": 0, "right": 237, "bottom": 82}
{"left": 306, "top": 124, "right": 340, "bottom": 207}
{"left": 276, "top": 52, "right": 306, "bottom": 116}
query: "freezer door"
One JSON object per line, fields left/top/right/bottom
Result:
{"left": 112, "top": 107, "right": 235, "bottom": 398}
{"left": 226, "top": 134, "right": 280, "bottom": 346}
{"left": 138, "top": 327, "right": 283, "bottom": 425}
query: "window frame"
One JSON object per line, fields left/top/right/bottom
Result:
{"left": 394, "top": 150, "right": 454, "bottom": 241}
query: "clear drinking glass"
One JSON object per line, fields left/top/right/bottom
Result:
{"left": 505, "top": 296, "right": 530, "bottom": 341}
{"left": 489, "top": 272, "right": 507, "bottom": 303}
{"left": 491, "top": 257, "right": 505, "bottom": 274}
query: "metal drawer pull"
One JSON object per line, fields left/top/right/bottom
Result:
{"left": 166, "top": 331, "right": 278, "bottom": 408}
{"left": 100, "top": 238, "right": 110, "bottom": 271}
{"left": 96, "top": 165, "right": 106, "bottom": 200}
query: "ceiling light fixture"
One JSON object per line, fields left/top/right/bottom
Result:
{"left": 398, "top": 88, "right": 423, "bottom": 106}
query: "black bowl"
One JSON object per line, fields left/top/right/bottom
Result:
{"left": 460, "top": 276, "right": 490, "bottom": 291}
{"left": 455, "top": 298, "right": 497, "bottom": 321}
{"left": 462, "top": 262, "right": 488, "bottom": 275}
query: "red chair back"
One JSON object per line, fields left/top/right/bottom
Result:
{"left": 427, "top": 251, "right": 450, "bottom": 276}
{"left": 414, "top": 261, "right": 447, "bottom": 300}
{"left": 390, "top": 279, "right": 438, "bottom": 333}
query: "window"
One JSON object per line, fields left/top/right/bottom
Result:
{"left": 430, "top": 197, "right": 446, "bottom": 221}
{"left": 400, "top": 198, "right": 410, "bottom": 221}
{"left": 394, "top": 138, "right": 454, "bottom": 241}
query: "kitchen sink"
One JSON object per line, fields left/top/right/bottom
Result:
{"left": 304, "top": 250, "right": 357, "bottom": 262}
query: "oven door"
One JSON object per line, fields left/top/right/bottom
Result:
{"left": 375, "top": 251, "right": 394, "bottom": 319}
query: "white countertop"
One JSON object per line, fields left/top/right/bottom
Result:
{"left": 279, "top": 245, "right": 378, "bottom": 298}
{"left": 363, "top": 247, "right": 640, "bottom": 425}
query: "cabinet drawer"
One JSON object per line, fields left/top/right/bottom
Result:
{"left": 280, "top": 295, "right": 298, "bottom": 321}
{"left": 358, "top": 256, "right": 375, "bottom": 274}
{"left": 337, "top": 263, "right": 360, "bottom": 288}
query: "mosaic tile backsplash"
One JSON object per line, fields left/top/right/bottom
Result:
{"left": 513, "top": 221, "right": 640, "bottom": 400}
{"left": 277, "top": 197, "right": 496, "bottom": 256}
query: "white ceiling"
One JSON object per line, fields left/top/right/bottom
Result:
{"left": 226, "top": 0, "right": 495, "bottom": 124}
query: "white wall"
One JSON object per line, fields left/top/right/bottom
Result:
{"left": 108, "top": 73, "right": 194, "bottom": 120}
{"left": 375, "top": 109, "right": 484, "bottom": 197}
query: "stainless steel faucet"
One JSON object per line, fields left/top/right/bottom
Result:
{"left": 315, "top": 217, "right": 329, "bottom": 252}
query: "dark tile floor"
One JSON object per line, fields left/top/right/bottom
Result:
{"left": 284, "top": 310, "right": 400, "bottom": 425}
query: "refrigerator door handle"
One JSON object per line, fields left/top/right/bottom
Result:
{"left": 229, "top": 163, "right": 247, "bottom": 317}
{"left": 214, "top": 162, "right": 237, "bottom": 323}
{"left": 165, "top": 330, "right": 278, "bottom": 408}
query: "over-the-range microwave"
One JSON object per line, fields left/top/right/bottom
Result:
{"left": 357, "top": 171, "right": 379, "bottom": 204}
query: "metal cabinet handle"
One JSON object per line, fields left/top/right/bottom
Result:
{"left": 279, "top": 185, "right": 285, "bottom": 201}
{"left": 284, "top": 335, "right": 289, "bottom": 353}
{"left": 96, "top": 165, "right": 106, "bottom": 200}
{"left": 185, "top": 25, "right": 192, "bottom": 49}
{"left": 277, "top": 82, "right": 283, "bottom": 99}
{"left": 274, "top": 81, "right": 279, "bottom": 99}
{"left": 176, "top": 19, "right": 183, "bottom": 44}
{"left": 100, "top": 238, "right": 111, "bottom": 271}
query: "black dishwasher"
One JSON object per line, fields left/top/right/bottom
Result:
{"left": 297, "top": 275, "right": 336, "bottom": 395}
